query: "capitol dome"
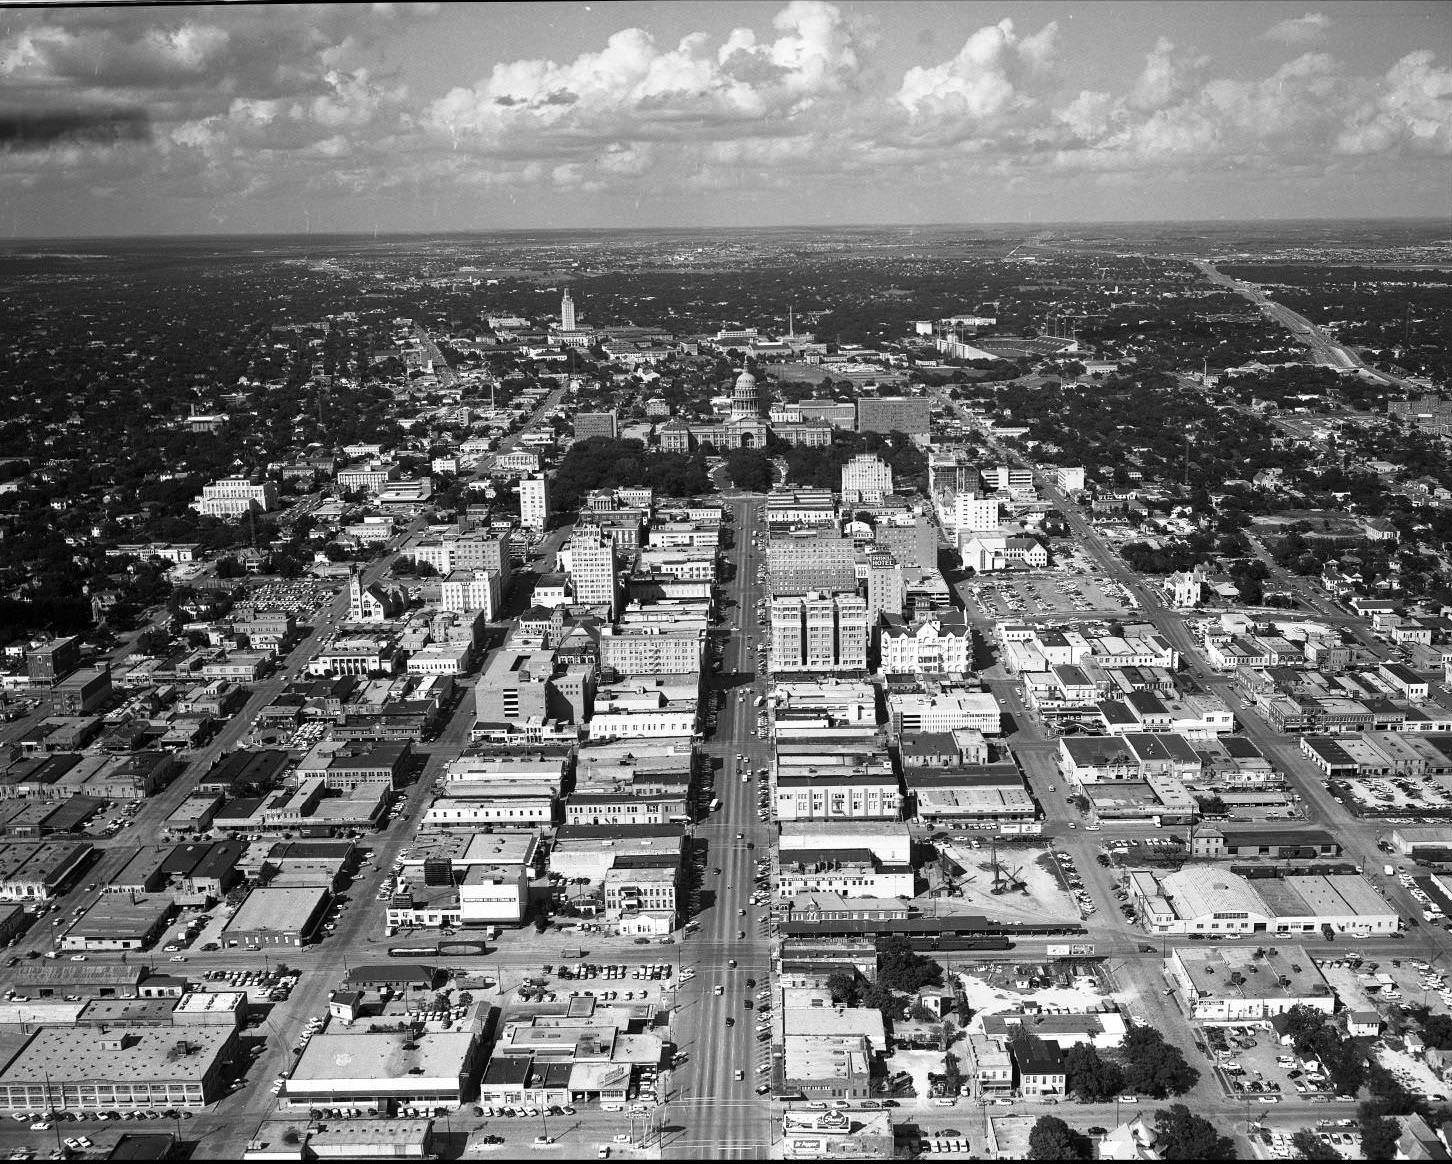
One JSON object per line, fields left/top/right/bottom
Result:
{"left": 734, "top": 369, "right": 757, "bottom": 390}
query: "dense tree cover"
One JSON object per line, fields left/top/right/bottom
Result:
{"left": 778, "top": 429, "right": 927, "bottom": 492}
{"left": 1152, "top": 1104, "right": 1236, "bottom": 1160}
{"left": 1078, "top": 288, "right": 1302, "bottom": 372}
{"left": 875, "top": 937, "right": 944, "bottom": 993}
{"left": 1064, "top": 1042, "right": 1123, "bottom": 1102}
{"left": 549, "top": 436, "right": 713, "bottom": 511}
{"left": 725, "top": 448, "right": 775, "bottom": 492}
{"left": 1119, "top": 1026, "right": 1199, "bottom": 1098}
{"left": 1359, "top": 1116, "right": 1400, "bottom": 1161}
{"left": 1289, "top": 1130, "right": 1341, "bottom": 1160}
{"left": 1027, "top": 1115, "right": 1090, "bottom": 1160}
{"left": 1418, "top": 1012, "right": 1452, "bottom": 1050}
{"left": 1219, "top": 263, "right": 1452, "bottom": 386}
{"left": 961, "top": 372, "right": 1308, "bottom": 493}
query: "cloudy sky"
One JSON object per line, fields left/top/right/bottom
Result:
{"left": 1, "top": 0, "right": 1448, "bottom": 237}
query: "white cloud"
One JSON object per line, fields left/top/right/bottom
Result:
{"left": 1263, "top": 12, "right": 1332, "bottom": 44}
{"left": 894, "top": 18, "right": 1057, "bottom": 123}
{"left": 1336, "top": 50, "right": 1452, "bottom": 155}
{"left": 426, "top": 0, "right": 862, "bottom": 153}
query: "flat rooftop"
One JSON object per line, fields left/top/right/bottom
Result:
{"left": 0, "top": 1025, "right": 231, "bottom": 1084}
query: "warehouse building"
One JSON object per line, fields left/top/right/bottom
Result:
{"left": 0, "top": 1025, "right": 236, "bottom": 1111}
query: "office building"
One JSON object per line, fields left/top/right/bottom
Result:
{"left": 520, "top": 474, "right": 551, "bottom": 533}
{"left": 855, "top": 396, "right": 930, "bottom": 435}
{"left": 768, "top": 532, "right": 858, "bottom": 597}
{"left": 562, "top": 528, "right": 618, "bottom": 617}
{"left": 194, "top": 477, "right": 278, "bottom": 518}
{"left": 840, "top": 455, "right": 893, "bottom": 504}
{"left": 440, "top": 570, "right": 500, "bottom": 621}
{"left": 574, "top": 412, "right": 618, "bottom": 441}
{"left": 772, "top": 592, "right": 869, "bottom": 673}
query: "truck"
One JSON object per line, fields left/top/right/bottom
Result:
{"left": 1384, "top": 864, "right": 1395, "bottom": 876}
{"left": 709, "top": 798, "right": 722, "bottom": 813}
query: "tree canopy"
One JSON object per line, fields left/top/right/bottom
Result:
{"left": 1152, "top": 1104, "right": 1236, "bottom": 1160}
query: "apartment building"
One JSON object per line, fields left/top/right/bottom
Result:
{"left": 771, "top": 592, "right": 869, "bottom": 673}
{"left": 598, "top": 625, "right": 703, "bottom": 677}
{"left": 767, "top": 532, "right": 858, "bottom": 596}
{"left": 560, "top": 527, "right": 618, "bottom": 617}
{"left": 519, "top": 474, "right": 551, "bottom": 532}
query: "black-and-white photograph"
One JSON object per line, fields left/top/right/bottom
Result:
{"left": 0, "top": 1, "right": 1448, "bottom": 1159}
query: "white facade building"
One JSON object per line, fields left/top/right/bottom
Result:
{"left": 771, "top": 592, "right": 869, "bottom": 673}
{"left": 840, "top": 454, "right": 894, "bottom": 504}
{"left": 519, "top": 473, "right": 551, "bottom": 532}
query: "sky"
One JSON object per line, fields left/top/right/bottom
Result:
{"left": 0, "top": 0, "right": 1448, "bottom": 237}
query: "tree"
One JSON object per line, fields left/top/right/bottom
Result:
{"left": 909, "top": 1001, "right": 936, "bottom": 1023}
{"left": 1120, "top": 1026, "right": 1199, "bottom": 1098}
{"left": 1064, "top": 1042, "right": 1124, "bottom": 1102}
{"left": 826, "top": 971, "right": 858, "bottom": 1005}
{"left": 1360, "top": 1116, "right": 1400, "bottom": 1161}
{"left": 859, "top": 980, "right": 898, "bottom": 1023}
{"left": 1152, "top": 1104, "right": 1236, "bottom": 1160}
{"left": 1289, "top": 1130, "right": 1341, "bottom": 1160}
{"left": 1282, "top": 1004, "right": 1331, "bottom": 1050}
{"left": 725, "top": 447, "right": 774, "bottom": 493}
{"left": 1421, "top": 1012, "right": 1452, "bottom": 1050}
{"left": 876, "top": 936, "right": 943, "bottom": 993}
{"left": 1027, "top": 1115, "right": 1089, "bottom": 1161}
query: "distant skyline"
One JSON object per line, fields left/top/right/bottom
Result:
{"left": 0, "top": 1, "right": 1448, "bottom": 238}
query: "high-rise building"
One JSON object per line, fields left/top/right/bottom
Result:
{"left": 766, "top": 531, "right": 858, "bottom": 597}
{"left": 574, "top": 412, "right": 618, "bottom": 441}
{"left": 563, "top": 528, "right": 618, "bottom": 616}
{"left": 520, "top": 473, "right": 551, "bottom": 532}
{"left": 865, "top": 550, "right": 905, "bottom": 625}
{"left": 561, "top": 289, "right": 576, "bottom": 332}
{"left": 770, "top": 591, "right": 869, "bottom": 673}
{"left": 954, "top": 492, "right": 1000, "bottom": 534}
{"left": 440, "top": 569, "right": 501, "bottom": 620}
{"left": 841, "top": 454, "right": 894, "bottom": 504}
{"left": 856, "top": 396, "right": 931, "bottom": 435}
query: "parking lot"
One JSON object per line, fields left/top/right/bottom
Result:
{"left": 965, "top": 569, "right": 1134, "bottom": 622}
{"left": 1202, "top": 1022, "right": 1324, "bottom": 1103}
{"left": 1332, "top": 771, "right": 1452, "bottom": 818}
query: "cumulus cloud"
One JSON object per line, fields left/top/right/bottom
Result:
{"left": 895, "top": 18, "right": 1057, "bottom": 124}
{"left": 1263, "top": 12, "right": 1332, "bottom": 44}
{"left": 0, "top": 1, "right": 1445, "bottom": 226}
{"left": 426, "top": 0, "right": 863, "bottom": 156}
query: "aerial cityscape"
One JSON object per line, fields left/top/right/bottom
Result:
{"left": 0, "top": 2, "right": 1449, "bottom": 1162}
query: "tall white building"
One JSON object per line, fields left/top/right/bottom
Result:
{"left": 520, "top": 473, "right": 551, "bottom": 532}
{"left": 771, "top": 591, "right": 869, "bottom": 673}
{"left": 563, "top": 527, "right": 618, "bottom": 616}
{"left": 561, "top": 289, "right": 577, "bottom": 332}
{"left": 953, "top": 492, "right": 999, "bottom": 534}
{"left": 840, "top": 454, "right": 894, "bottom": 504}
{"left": 440, "top": 569, "right": 500, "bottom": 620}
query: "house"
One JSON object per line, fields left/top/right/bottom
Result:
{"left": 1346, "top": 1011, "right": 1382, "bottom": 1038}
{"left": 1009, "top": 1033, "right": 1064, "bottom": 1096}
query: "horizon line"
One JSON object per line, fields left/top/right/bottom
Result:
{"left": 1, "top": 214, "right": 1448, "bottom": 247}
